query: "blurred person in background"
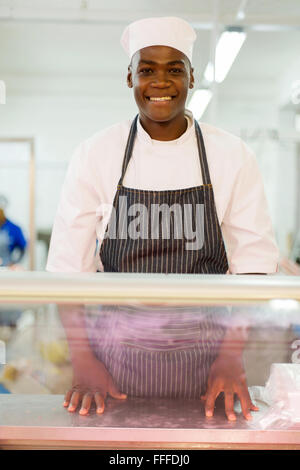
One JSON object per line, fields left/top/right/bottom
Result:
{"left": 0, "top": 194, "right": 27, "bottom": 269}
{"left": 0, "top": 194, "right": 27, "bottom": 328}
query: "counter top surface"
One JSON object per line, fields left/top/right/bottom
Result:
{"left": 0, "top": 394, "right": 264, "bottom": 429}
{"left": 0, "top": 394, "right": 300, "bottom": 449}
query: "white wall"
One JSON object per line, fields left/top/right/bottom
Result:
{"left": 0, "top": 78, "right": 135, "bottom": 221}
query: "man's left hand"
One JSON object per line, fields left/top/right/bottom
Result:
{"left": 201, "top": 353, "right": 259, "bottom": 421}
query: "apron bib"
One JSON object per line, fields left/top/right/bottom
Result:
{"left": 87, "top": 115, "right": 229, "bottom": 398}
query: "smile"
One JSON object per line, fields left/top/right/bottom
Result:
{"left": 146, "top": 96, "right": 176, "bottom": 101}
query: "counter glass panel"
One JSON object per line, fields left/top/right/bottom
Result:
{"left": 0, "top": 272, "right": 300, "bottom": 449}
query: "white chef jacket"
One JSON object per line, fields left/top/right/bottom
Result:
{"left": 46, "top": 110, "right": 279, "bottom": 274}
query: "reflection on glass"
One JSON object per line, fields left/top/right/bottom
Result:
{"left": 1, "top": 301, "right": 300, "bottom": 430}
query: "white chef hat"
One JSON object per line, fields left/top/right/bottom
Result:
{"left": 120, "top": 17, "right": 197, "bottom": 63}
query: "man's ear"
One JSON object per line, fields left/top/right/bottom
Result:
{"left": 189, "top": 67, "right": 195, "bottom": 89}
{"left": 127, "top": 66, "right": 133, "bottom": 88}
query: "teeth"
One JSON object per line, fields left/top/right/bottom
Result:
{"left": 149, "top": 96, "right": 172, "bottom": 101}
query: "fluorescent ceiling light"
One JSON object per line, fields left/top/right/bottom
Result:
{"left": 236, "top": 0, "right": 248, "bottom": 21}
{"left": 204, "top": 28, "right": 247, "bottom": 83}
{"left": 236, "top": 10, "right": 245, "bottom": 20}
{"left": 187, "top": 89, "right": 213, "bottom": 120}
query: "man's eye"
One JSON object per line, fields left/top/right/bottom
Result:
{"left": 139, "top": 68, "right": 153, "bottom": 74}
{"left": 169, "top": 68, "right": 182, "bottom": 73}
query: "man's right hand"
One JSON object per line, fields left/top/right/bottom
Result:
{"left": 63, "top": 354, "right": 127, "bottom": 415}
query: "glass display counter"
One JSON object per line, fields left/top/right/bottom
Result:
{"left": 0, "top": 271, "right": 300, "bottom": 450}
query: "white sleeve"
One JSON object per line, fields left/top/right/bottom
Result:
{"left": 221, "top": 142, "right": 279, "bottom": 274}
{"left": 46, "top": 142, "right": 100, "bottom": 273}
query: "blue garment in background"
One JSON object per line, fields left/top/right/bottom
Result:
{"left": 0, "top": 219, "right": 27, "bottom": 266}
{"left": 0, "top": 383, "right": 10, "bottom": 394}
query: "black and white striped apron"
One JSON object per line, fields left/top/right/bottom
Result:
{"left": 86, "top": 115, "right": 229, "bottom": 398}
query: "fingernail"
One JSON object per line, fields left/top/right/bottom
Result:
{"left": 79, "top": 408, "right": 87, "bottom": 415}
{"left": 246, "top": 414, "right": 252, "bottom": 420}
{"left": 206, "top": 411, "right": 213, "bottom": 417}
{"left": 97, "top": 407, "right": 104, "bottom": 414}
{"left": 68, "top": 405, "right": 75, "bottom": 411}
{"left": 228, "top": 413, "right": 236, "bottom": 421}
{"left": 63, "top": 401, "right": 68, "bottom": 407}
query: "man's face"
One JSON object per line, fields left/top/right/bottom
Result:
{"left": 127, "top": 45, "right": 194, "bottom": 124}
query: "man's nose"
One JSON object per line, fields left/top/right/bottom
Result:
{"left": 151, "top": 70, "right": 171, "bottom": 87}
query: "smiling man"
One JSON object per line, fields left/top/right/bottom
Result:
{"left": 47, "top": 17, "right": 279, "bottom": 421}
{"left": 128, "top": 45, "right": 194, "bottom": 140}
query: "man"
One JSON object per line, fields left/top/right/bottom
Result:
{"left": 0, "top": 195, "right": 27, "bottom": 327}
{"left": 47, "top": 17, "right": 279, "bottom": 420}
{"left": 0, "top": 195, "right": 27, "bottom": 268}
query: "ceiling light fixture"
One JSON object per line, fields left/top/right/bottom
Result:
{"left": 204, "top": 27, "right": 247, "bottom": 83}
{"left": 236, "top": 0, "right": 248, "bottom": 21}
{"left": 187, "top": 88, "right": 213, "bottom": 120}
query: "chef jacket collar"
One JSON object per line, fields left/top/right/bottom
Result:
{"left": 136, "top": 109, "right": 195, "bottom": 146}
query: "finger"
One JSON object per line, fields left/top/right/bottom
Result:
{"left": 239, "top": 386, "right": 260, "bottom": 417}
{"left": 246, "top": 392, "right": 259, "bottom": 412}
{"left": 68, "top": 391, "right": 81, "bottom": 412}
{"left": 204, "top": 386, "right": 221, "bottom": 417}
{"left": 200, "top": 377, "right": 214, "bottom": 404}
{"left": 95, "top": 392, "right": 105, "bottom": 414}
{"left": 79, "top": 393, "right": 93, "bottom": 416}
{"left": 63, "top": 390, "right": 72, "bottom": 407}
{"left": 246, "top": 395, "right": 259, "bottom": 412}
{"left": 236, "top": 386, "right": 254, "bottom": 420}
{"left": 224, "top": 391, "right": 236, "bottom": 421}
{"left": 108, "top": 382, "right": 127, "bottom": 400}
{"left": 201, "top": 376, "right": 212, "bottom": 400}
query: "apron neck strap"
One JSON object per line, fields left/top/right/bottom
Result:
{"left": 194, "top": 119, "right": 211, "bottom": 186}
{"left": 118, "top": 114, "right": 138, "bottom": 186}
{"left": 118, "top": 115, "right": 211, "bottom": 187}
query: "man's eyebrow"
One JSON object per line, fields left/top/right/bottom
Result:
{"left": 167, "top": 60, "right": 186, "bottom": 66}
{"left": 138, "top": 59, "right": 186, "bottom": 66}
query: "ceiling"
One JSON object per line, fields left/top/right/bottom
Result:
{"left": 1, "top": 0, "right": 300, "bottom": 25}
{"left": 0, "top": 1, "right": 299, "bottom": 110}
